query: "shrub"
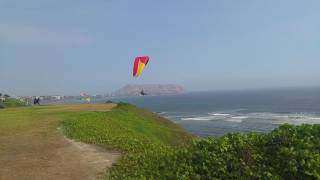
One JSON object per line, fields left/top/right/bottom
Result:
{"left": 110, "top": 124, "right": 320, "bottom": 179}
{"left": 62, "top": 104, "right": 320, "bottom": 179}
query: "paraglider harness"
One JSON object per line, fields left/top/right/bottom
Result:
{"left": 140, "top": 89, "right": 146, "bottom": 96}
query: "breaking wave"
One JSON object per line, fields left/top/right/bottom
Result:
{"left": 208, "top": 113, "right": 231, "bottom": 116}
{"left": 177, "top": 111, "right": 320, "bottom": 125}
{"left": 181, "top": 116, "right": 216, "bottom": 121}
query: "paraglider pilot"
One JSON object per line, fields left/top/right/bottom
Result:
{"left": 34, "top": 97, "right": 40, "bottom": 105}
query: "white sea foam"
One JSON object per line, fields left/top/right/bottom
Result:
{"left": 178, "top": 110, "right": 320, "bottom": 124}
{"left": 231, "top": 116, "right": 248, "bottom": 119}
{"left": 157, "top": 112, "right": 167, "bottom": 115}
{"left": 267, "top": 113, "right": 320, "bottom": 125}
{"left": 225, "top": 118, "right": 243, "bottom": 123}
{"left": 208, "top": 113, "right": 231, "bottom": 116}
{"left": 181, "top": 116, "right": 215, "bottom": 121}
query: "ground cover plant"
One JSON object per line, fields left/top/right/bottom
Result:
{"left": 62, "top": 104, "right": 320, "bottom": 179}
{"left": 2, "top": 102, "right": 318, "bottom": 179}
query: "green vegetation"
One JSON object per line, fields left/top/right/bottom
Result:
{"left": 1, "top": 103, "right": 319, "bottom": 179}
{"left": 62, "top": 103, "right": 193, "bottom": 179}
{"left": 132, "top": 124, "right": 320, "bottom": 179}
{"left": 62, "top": 103, "right": 192, "bottom": 152}
{"left": 0, "top": 97, "right": 26, "bottom": 108}
{"left": 62, "top": 104, "right": 320, "bottom": 179}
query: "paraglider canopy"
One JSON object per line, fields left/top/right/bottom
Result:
{"left": 133, "top": 56, "right": 149, "bottom": 77}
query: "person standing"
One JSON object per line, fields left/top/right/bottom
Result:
{"left": 34, "top": 97, "right": 40, "bottom": 105}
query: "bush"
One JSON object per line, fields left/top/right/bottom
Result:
{"left": 110, "top": 124, "right": 320, "bottom": 179}
{"left": 62, "top": 104, "right": 320, "bottom": 179}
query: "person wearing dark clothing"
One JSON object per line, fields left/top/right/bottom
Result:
{"left": 34, "top": 97, "right": 40, "bottom": 105}
{"left": 140, "top": 90, "right": 146, "bottom": 96}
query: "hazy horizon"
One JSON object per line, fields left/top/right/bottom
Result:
{"left": 1, "top": 0, "right": 320, "bottom": 96}
{"left": 2, "top": 84, "right": 320, "bottom": 97}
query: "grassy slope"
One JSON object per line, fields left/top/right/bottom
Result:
{"left": 61, "top": 103, "right": 194, "bottom": 179}
{"left": 0, "top": 104, "right": 119, "bottom": 180}
{"left": 0, "top": 104, "right": 193, "bottom": 179}
{"left": 62, "top": 103, "right": 193, "bottom": 152}
{"left": 2, "top": 104, "right": 319, "bottom": 179}
{"left": 61, "top": 104, "right": 320, "bottom": 179}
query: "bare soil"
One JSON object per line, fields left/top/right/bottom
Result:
{"left": 0, "top": 104, "right": 120, "bottom": 180}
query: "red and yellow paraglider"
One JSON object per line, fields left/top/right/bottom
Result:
{"left": 133, "top": 56, "right": 149, "bottom": 78}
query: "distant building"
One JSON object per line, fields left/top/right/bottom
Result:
{"left": 52, "top": 96, "right": 63, "bottom": 100}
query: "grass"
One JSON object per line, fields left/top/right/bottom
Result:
{"left": 62, "top": 103, "right": 193, "bottom": 152}
{"left": 0, "top": 104, "right": 119, "bottom": 180}
{"left": 0, "top": 98, "right": 26, "bottom": 108}
{"left": 60, "top": 103, "right": 320, "bottom": 179}
{"left": 61, "top": 103, "right": 194, "bottom": 179}
{"left": 0, "top": 104, "right": 122, "bottom": 180}
{"left": 1, "top": 103, "right": 319, "bottom": 179}
{"left": 0, "top": 103, "right": 193, "bottom": 179}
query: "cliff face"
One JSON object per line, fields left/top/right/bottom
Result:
{"left": 112, "top": 84, "right": 185, "bottom": 97}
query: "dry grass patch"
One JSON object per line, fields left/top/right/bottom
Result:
{"left": 0, "top": 104, "right": 120, "bottom": 180}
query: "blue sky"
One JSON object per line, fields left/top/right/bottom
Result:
{"left": 1, "top": 0, "right": 320, "bottom": 96}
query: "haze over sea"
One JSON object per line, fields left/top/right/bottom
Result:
{"left": 109, "top": 87, "right": 320, "bottom": 136}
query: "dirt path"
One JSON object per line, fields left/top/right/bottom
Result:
{"left": 0, "top": 104, "right": 120, "bottom": 180}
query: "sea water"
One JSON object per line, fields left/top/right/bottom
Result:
{"left": 107, "top": 87, "right": 320, "bottom": 137}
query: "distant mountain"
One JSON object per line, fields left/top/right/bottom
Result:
{"left": 112, "top": 84, "right": 185, "bottom": 97}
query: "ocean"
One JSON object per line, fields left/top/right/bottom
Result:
{"left": 107, "top": 87, "right": 320, "bottom": 137}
